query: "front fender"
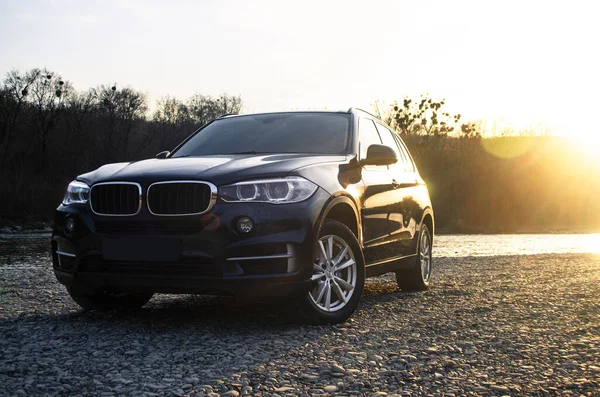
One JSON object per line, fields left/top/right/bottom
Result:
{"left": 314, "top": 193, "right": 363, "bottom": 247}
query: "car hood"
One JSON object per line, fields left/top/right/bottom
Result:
{"left": 78, "top": 154, "right": 348, "bottom": 187}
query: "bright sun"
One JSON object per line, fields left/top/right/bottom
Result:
{"left": 565, "top": 131, "right": 600, "bottom": 165}
{"left": 572, "top": 130, "right": 600, "bottom": 145}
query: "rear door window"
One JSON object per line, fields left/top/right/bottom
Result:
{"left": 394, "top": 134, "right": 416, "bottom": 173}
{"left": 375, "top": 122, "right": 412, "bottom": 173}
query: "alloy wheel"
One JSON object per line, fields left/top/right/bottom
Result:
{"left": 309, "top": 234, "right": 357, "bottom": 312}
{"left": 420, "top": 230, "right": 432, "bottom": 282}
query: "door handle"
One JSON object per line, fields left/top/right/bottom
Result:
{"left": 392, "top": 179, "right": 418, "bottom": 189}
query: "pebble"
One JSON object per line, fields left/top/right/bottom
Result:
{"left": 490, "top": 385, "right": 511, "bottom": 393}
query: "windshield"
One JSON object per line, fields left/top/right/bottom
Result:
{"left": 171, "top": 112, "right": 350, "bottom": 157}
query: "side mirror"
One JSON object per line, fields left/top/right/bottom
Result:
{"left": 359, "top": 144, "right": 397, "bottom": 166}
{"left": 155, "top": 151, "right": 170, "bottom": 159}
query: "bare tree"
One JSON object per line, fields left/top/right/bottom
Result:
{"left": 386, "top": 95, "right": 461, "bottom": 136}
{"left": 372, "top": 100, "right": 394, "bottom": 125}
{"left": 94, "top": 85, "right": 147, "bottom": 160}
{"left": 217, "top": 93, "right": 243, "bottom": 115}
{"left": 64, "top": 89, "right": 97, "bottom": 141}
{"left": 187, "top": 93, "right": 242, "bottom": 127}
{"left": 152, "top": 96, "right": 191, "bottom": 149}
{"left": 0, "top": 69, "right": 38, "bottom": 166}
{"left": 25, "top": 69, "right": 73, "bottom": 165}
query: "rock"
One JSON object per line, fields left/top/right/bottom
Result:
{"left": 399, "top": 355, "right": 418, "bottom": 361}
{"left": 300, "top": 373, "right": 319, "bottom": 381}
{"left": 323, "top": 385, "right": 339, "bottom": 392}
{"left": 490, "top": 385, "right": 510, "bottom": 393}
{"left": 563, "top": 362, "right": 579, "bottom": 370}
{"left": 274, "top": 387, "right": 295, "bottom": 392}
{"left": 331, "top": 364, "right": 346, "bottom": 373}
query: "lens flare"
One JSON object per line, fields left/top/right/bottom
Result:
{"left": 481, "top": 137, "right": 537, "bottom": 159}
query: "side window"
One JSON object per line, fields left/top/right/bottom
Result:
{"left": 358, "top": 118, "right": 383, "bottom": 162}
{"left": 376, "top": 122, "right": 414, "bottom": 172}
{"left": 394, "top": 134, "right": 416, "bottom": 173}
{"left": 375, "top": 123, "right": 404, "bottom": 168}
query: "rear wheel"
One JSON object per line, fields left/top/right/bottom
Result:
{"left": 300, "top": 219, "right": 365, "bottom": 324}
{"left": 396, "top": 224, "right": 432, "bottom": 291}
{"left": 67, "top": 286, "right": 154, "bottom": 311}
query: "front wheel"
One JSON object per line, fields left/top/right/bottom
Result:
{"left": 299, "top": 219, "right": 365, "bottom": 324}
{"left": 396, "top": 224, "right": 432, "bottom": 291}
{"left": 67, "top": 286, "right": 154, "bottom": 311}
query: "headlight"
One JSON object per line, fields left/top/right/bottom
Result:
{"left": 62, "top": 180, "right": 90, "bottom": 205}
{"left": 220, "top": 177, "right": 318, "bottom": 204}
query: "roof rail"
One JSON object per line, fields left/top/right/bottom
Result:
{"left": 218, "top": 113, "right": 237, "bottom": 119}
{"left": 347, "top": 107, "right": 380, "bottom": 119}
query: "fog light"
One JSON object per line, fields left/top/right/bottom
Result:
{"left": 236, "top": 217, "right": 254, "bottom": 234}
{"left": 65, "top": 217, "right": 76, "bottom": 235}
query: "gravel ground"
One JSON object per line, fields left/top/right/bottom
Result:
{"left": 1, "top": 237, "right": 599, "bottom": 396}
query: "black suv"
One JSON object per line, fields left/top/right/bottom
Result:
{"left": 52, "top": 109, "right": 434, "bottom": 323}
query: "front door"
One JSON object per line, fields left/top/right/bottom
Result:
{"left": 376, "top": 122, "right": 420, "bottom": 257}
{"left": 357, "top": 118, "right": 397, "bottom": 264}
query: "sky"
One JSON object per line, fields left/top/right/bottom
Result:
{"left": 1, "top": 0, "right": 599, "bottom": 140}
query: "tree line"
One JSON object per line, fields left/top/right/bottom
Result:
{"left": 1, "top": 68, "right": 598, "bottom": 233}
{"left": 376, "top": 95, "right": 600, "bottom": 232}
{"left": 0, "top": 68, "right": 241, "bottom": 223}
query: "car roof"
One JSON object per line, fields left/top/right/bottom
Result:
{"left": 218, "top": 108, "right": 380, "bottom": 120}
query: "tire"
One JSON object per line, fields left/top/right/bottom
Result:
{"left": 396, "top": 224, "right": 432, "bottom": 291}
{"left": 67, "top": 286, "right": 154, "bottom": 311}
{"left": 299, "top": 219, "right": 365, "bottom": 324}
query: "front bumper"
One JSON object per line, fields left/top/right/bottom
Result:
{"left": 51, "top": 188, "right": 330, "bottom": 296}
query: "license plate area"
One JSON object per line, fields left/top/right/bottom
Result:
{"left": 103, "top": 237, "right": 182, "bottom": 262}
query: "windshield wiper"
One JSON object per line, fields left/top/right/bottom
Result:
{"left": 229, "top": 151, "right": 277, "bottom": 155}
{"left": 173, "top": 151, "right": 288, "bottom": 157}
